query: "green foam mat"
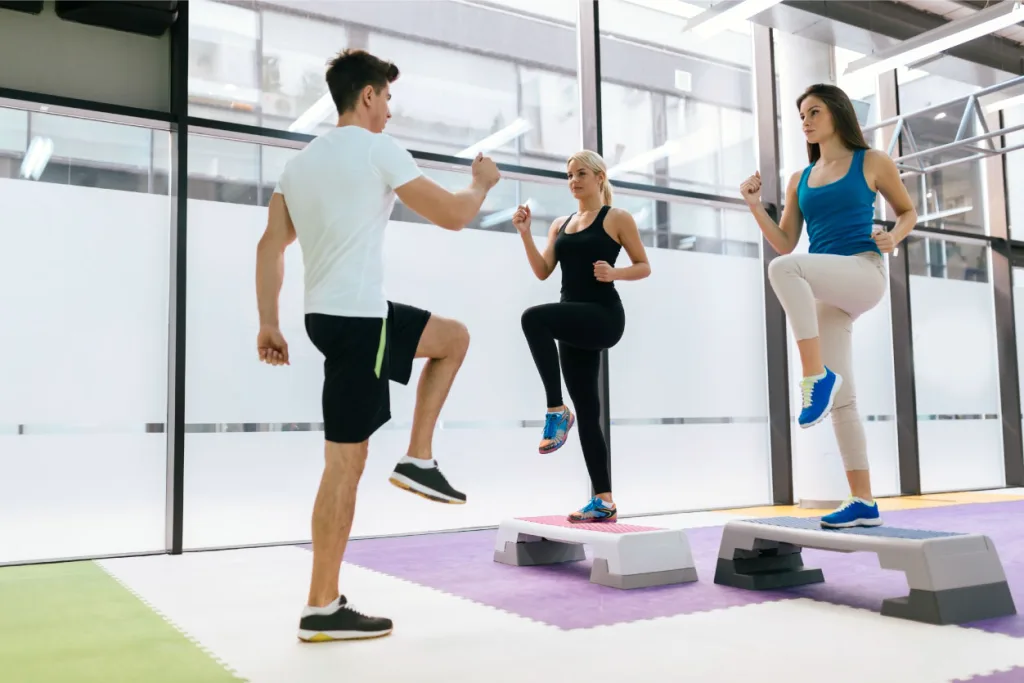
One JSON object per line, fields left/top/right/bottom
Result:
{"left": 0, "top": 561, "right": 242, "bottom": 683}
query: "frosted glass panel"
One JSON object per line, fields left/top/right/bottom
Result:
{"left": 609, "top": 215, "right": 772, "bottom": 516}
{"left": 0, "top": 175, "right": 171, "bottom": 563}
{"left": 184, "top": 199, "right": 592, "bottom": 548}
{"left": 910, "top": 272, "right": 1004, "bottom": 492}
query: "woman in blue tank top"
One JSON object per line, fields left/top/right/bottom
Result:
{"left": 740, "top": 84, "right": 917, "bottom": 529}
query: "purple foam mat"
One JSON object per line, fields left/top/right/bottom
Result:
{"left": 302, "top": 500, "right": 1024, "bottom": 634}
{"left": 951, "top": 667, "right": 1024, "bottom": 682}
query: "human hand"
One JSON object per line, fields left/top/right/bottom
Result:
{"left": 471, "top": 153, "right": 500, "bottom": 190}
{"left": 257, "top": 324, "right": 290, "bottom": 366}
{"left": 594, "top": 261, "right": 616, "bottom": 282}
{"left": 739, "top": 171, "right": 762, "bottom": 207}
{"left": 512, "top": 204, "right": 532, "bottom": 234}
{"left": 872, "top": 229, "right": 898, "bottom": 254}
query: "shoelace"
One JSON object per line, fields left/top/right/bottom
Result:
{"left": 800, "top": 377, "right": 815, "bottom": 409}
{"left": 542, "top": 412, "right": 561, "bottom": 439}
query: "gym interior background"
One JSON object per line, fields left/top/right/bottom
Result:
{"left": 1, "top": 0, "right": 1024, "bottom": 566}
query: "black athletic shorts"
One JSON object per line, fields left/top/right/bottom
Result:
{"left": 305, "top": 301, "right": 431, "bottom": 444}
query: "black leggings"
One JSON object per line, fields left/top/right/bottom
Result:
{"left": 521, "top": 301, "right": 625, "bottom": 495}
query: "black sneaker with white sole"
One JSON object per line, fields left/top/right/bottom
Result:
{"left": 389, "top": 460, "right": 467, "bottom": 504}
{"left": 297, "top": 596, "right": 393, "bottom": 642}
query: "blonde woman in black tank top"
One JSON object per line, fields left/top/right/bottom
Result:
{"left": 513, "top": 150, "right": 652, "bottom": 523}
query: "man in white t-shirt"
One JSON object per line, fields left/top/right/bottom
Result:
{"left": 255, "top": 49, "right": 500, "bottom": 642}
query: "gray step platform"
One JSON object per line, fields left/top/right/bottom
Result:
{"left": 714, "top": 516, "right": 1017, "bottom": 625}
{"left": 493, "top": 516, "right": 698, "bottom": 589}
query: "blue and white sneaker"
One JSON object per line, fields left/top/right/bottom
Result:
{"left": 539, "top": 407, "right": 575, "bottom": 454}
{"left": 820, "top": 497, "right": 882, "bottom": 528}
{"left": 568, "top": 496, "right": 617, "bottom": 523}
{"left": 798, "top": 367, "right": 843, "bottom": 428}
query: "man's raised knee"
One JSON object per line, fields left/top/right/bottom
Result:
{"left": 448, "top": 319, "right": 470, "bottom": 358}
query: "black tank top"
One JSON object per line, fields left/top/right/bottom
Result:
{"left": 554, "top": 205, "right": 623, "bottom": 305}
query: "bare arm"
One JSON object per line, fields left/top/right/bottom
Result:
{"left": 394, "top": 175, "right": 490, "bottom": 231}
{"left": 867, "top": 149, "right": 917, "bottom": 241}
{"left": 743, "top": 171, "right": 804, "bottom": 255}
{"left": 606, "top": 209, "right": 650, "bottom": 281}
{"left": 256, "top": 192, "right": 296, "bottom": 329}
{"left": 519, "top": 218, "right": 561, "bottom": 280}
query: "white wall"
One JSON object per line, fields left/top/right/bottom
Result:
{"left": 0, "top": 1, "right": 170, "bottom": 111}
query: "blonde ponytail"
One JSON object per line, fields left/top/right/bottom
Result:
{"left": 567, "top": 149, "right": 613, "bottom": 207}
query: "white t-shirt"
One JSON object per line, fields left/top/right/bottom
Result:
{"left": 274, "top": 126, "right": 423, "bottom": 318}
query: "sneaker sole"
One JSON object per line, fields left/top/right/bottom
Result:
{"left": 568, "top": 515, "right": 617, "bottom": 523}
{"left": 820, "top": 517, "right": 883, "bottom": 529}
{"left": 298, "top": 628, "right": 392, "bottom": 642}
{"left": 389, "top": 473, "right": 466, "bottom": 505}
{"left": 540, "top": 412, "right": 576, "bottom": 454}
{"left": 799, "top": 374, "right": 843, "bottom": 429}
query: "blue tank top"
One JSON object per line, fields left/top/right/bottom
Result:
{"left": 797, "top": 148, "right": 880, "bottom": 257}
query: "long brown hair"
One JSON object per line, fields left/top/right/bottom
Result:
{"left": 797, "top": 84, "right": 870, "bottom": 163}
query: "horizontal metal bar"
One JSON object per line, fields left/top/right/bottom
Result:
{"left": 864, "top": 74, "right": 1024, "bottom": 132}
{"left": 189, "top": 114, "right": 748, "bottom": 208}
{"left": 0, "top": 87, "right": 174, "bottom": 129}
{"left": 609, "top": 178, "right": 748, "bottom": 209}
{"left": 873, "top": 219, "right": 998, "bottom": 246}
{"left": 895, "top": 121, "right": 1024, "bottom": 164}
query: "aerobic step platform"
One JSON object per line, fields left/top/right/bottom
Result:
{"left": 493, "top": 516, "right": 697, "bottom": 589}
{"left": 714, "top": 517, "right": 1017, "bottom": 625}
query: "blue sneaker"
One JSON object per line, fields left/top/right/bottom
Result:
{"left": 568, "top": 496, "right": 617, "bottom": 523}
{"left": 798, "top": 367, "right": 843, "bottom": 428}
{"left": 539, "top": 407, "right": 575, "bottom": 454}
{"left": 820, "top": 497, "right": 882, "bottom": 528}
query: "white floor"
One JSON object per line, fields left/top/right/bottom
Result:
{"left": 98, "top": 543, "right": 1024, "bottom": 683}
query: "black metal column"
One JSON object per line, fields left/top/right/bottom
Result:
{"left": 577, "top": 0, "right": 610, "bottom": 495}
{"left": 987, "top": 109, "right": 1024, "bottom": 487}
{"left": 751, "top": 26, "right": 792, "bottom": 505}
{"left": 877, "top": 71, "right": 921, "bottom": 496}
{"left": 166, "top": 2, "right": 189, "bottom": 554}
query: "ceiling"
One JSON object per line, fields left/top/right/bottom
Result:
{"left": 761, "top": 0, "right": 1024, "bottom": 77}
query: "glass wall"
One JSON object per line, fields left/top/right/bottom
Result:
{"left": 0, "top": 106, "right": 171, "bottom": 564}
{"left": 608, "top": 197, "right": 771, "bottom": 514}
{"left": 6, "top": 0, "right": 1024, "bottom": 563}
{"left": 188, "top": 0, "right": 579, "bottom": 171}
{"left": 598, "top": 0, "right": 755, "bottom": 197}
{"left": 184, "top": 140, "right": 594, "bottom": 547}
{"left": 897, "top": 69, "right": 1006, "bottom": 492}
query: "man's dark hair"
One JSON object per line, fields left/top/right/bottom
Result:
{"left": 325, "top": 49, "right": 400, "bottom": 115}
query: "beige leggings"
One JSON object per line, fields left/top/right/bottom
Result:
{"left": 767, "top": 251, "right": 886, "bottom": 472}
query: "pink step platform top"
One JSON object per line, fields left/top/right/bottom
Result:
{"left": 517, "top": 515, "right": 665, "bottom": 534}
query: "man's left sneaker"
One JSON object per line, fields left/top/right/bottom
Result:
{"left": 820, "top": 497, "right": 882, "bottom": 528}
{"left": 389, "top": 457, "right": 466, "bottom": 504}
{"left": 568, "top": 496, "right": 617, "bottom": 523}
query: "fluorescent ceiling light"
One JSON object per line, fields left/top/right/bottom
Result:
{"left": 918, "top": 206, "right": 972, "bottom": 223}
{"left": 456, "top": 118, "right": 531, "bottom": 158}
{"left": 985, "top": 92, "right": 1024, "bottom": 113}
{"left": 480, "top": 197, "right": 538, "bottom": 229}
{"left": 607, "top": 140, "right": 681, "bottom": 177}
{"left": 289, "top": 93, "right": 336, "bottom": 134}
{"left": 684, "top": 0, "right": 785, "bottom": 38}
{"left": 620, "top": 0, "right": 703, "bottom": 19}
{"left": 845, "top": 1, "right": 1024, "bottom": 78}
{"left": 20, "top": 136, "right": 53, "bottom": 181}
